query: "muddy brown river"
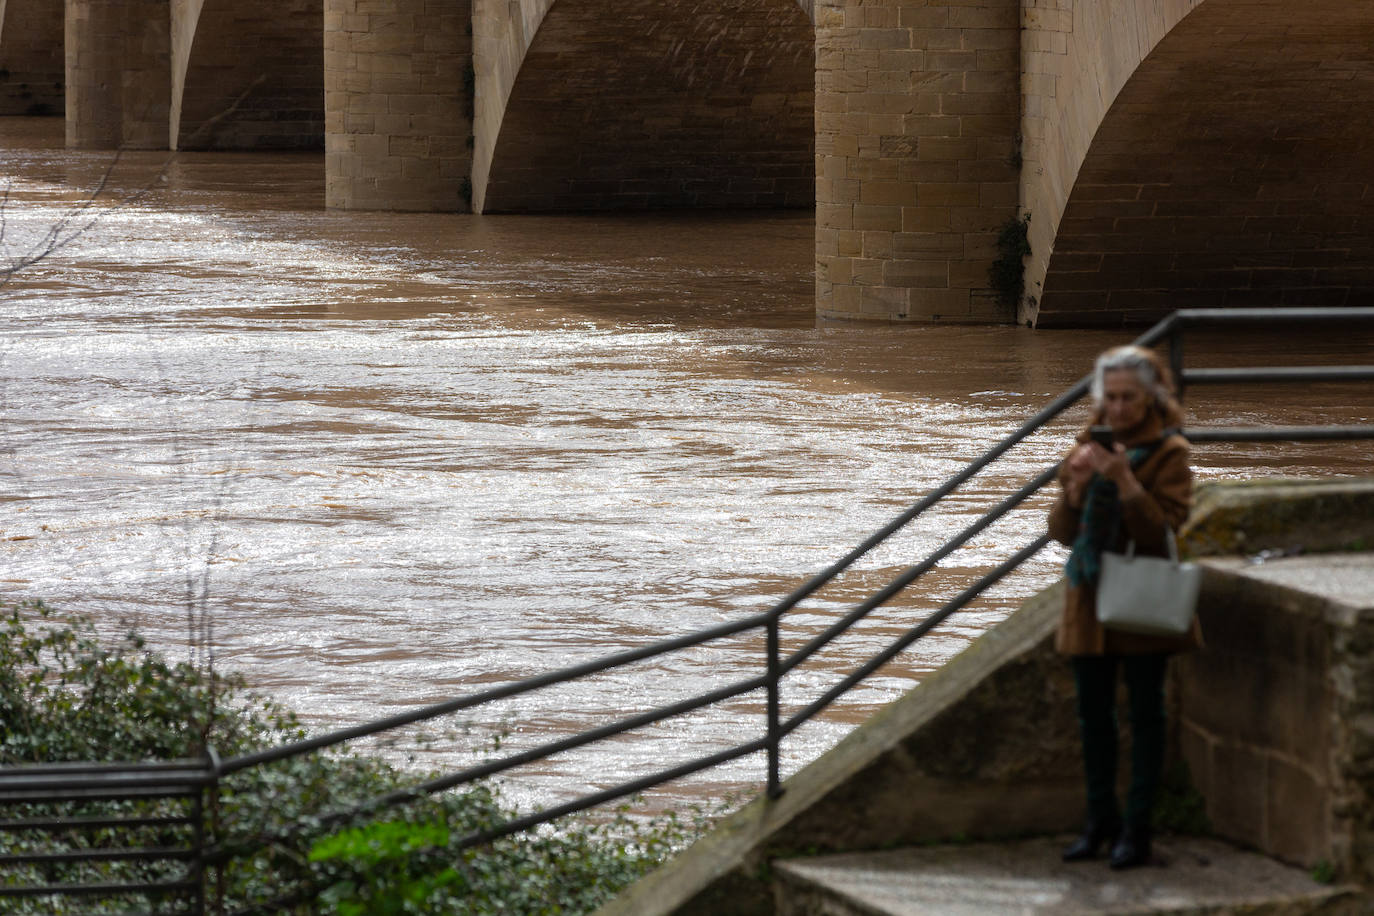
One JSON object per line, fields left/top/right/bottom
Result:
{"left": 1, "top": 118, "right": 1370, "bottom": 813}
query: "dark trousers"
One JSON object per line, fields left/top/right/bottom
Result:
{"left": 1071, "top": 653, "right": 1167, "bottom": 828}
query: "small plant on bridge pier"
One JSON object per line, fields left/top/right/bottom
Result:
{"left": 989, "top": 212, "right": 1032, "bottom": 309}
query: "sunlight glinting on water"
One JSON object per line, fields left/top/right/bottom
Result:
{"left": 3, "top": 122, "right": 1371, "bottom": 811}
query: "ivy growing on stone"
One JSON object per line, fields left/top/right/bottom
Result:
{"left": 989, "top": 212, "right": 1032, "bottom": 309}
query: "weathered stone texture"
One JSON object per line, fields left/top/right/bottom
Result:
{"left": 176, "top": 0, "right": 324, "bottom": 150}
{"left": 477, "top": 0, "right": 814, "bottom": 213}
{"left": 1176, "top": 556, "right": 1374, "bottom": 884}
{"left": 0, "top": 0, "right": 65, "bottom": 115}
{"left": 324, "top": 0, "right": 472, "bottom": 211}
{"left": 1181, "top": 479, "right": 1374, "bottom": 560}
{"left": 1176, "top": 574, "right": 1334, "bottom": 865}
{"left": 815, "top": 0, "right": 1020, "bottom": 323}
{"left": 1032, "top": 0, "right": 1374, "bottom": 327}
{"left": 65, "top": 0, "right": 171, "bottom": 149}
{"left": 1018, "top": 0, "right": 1202, "bottom": 326}
{"left": 774, "top": 837, "right": 1362, "bottom": 915}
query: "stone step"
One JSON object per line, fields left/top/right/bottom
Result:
{"left": 773, "top": 836, "right": 1362, "bottom": 915}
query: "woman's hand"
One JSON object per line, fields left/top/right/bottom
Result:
{"left": 1087, "top": 442, "right": 1144, "bottom": 501}
{"left": 1062, "top": 444, "right": 1096, "bottom": 507}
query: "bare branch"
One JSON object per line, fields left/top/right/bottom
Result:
{"left": 1, "top": 73, "right": 272, "bottom": 284}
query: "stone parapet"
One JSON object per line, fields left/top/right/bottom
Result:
{"left": 323, "top": 0, "right": 473, "bottom": 211}
{"left": 814, "top": 0, "right": 1020, "bottom": 323}
{"left": 596, "top": 582, "right": 1078, "bottom": 916}
{"left": 0, "top": 0, "right": 65, "bottom": 116}
{"left": 64, "top": 0, "right": 171, "bottom": 149}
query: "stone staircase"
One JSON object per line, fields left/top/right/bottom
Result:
{"left": 595, "top": 488, "right": 1374, "bottom": 916}
{"left": 772, "top": 836, "right": 1358, "bottom": 915}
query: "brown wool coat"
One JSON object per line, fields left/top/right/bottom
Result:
{"left": 1047, "top": 414, "right": 1203, "bottom": 656}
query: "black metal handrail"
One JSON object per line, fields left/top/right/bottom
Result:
{"left": 214, "top": 306, "right": 1374, "bottom": 915}
{"left": 4, "top": 307, "right": 1372, "bottom": 915}
{"left": 0, "top": 756, "right": 216, "bottom": 912}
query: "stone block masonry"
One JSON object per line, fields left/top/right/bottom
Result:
{"left": 814, "top": 0, "right": 1021, "bottom": 322}
{"left": 176, "top": 0, "right": 324, "bottom": 151}
{"left": 1027, "top": 0, "right": 1374, "bottom": 327}
{"left": 324, "top": 0, "right": 473, "bottom": 211}
{"left": 65, "top": 0, "right": 171, "bottom": 149}
{"left": 0, "top": 0, "right": 65, "bottom": 116}
{"left": 475, "top": 0, "right": 814, "bottom": 213}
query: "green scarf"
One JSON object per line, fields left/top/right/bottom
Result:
{"left": 1064, "top": 442, "right": 1157, "bottom": 587}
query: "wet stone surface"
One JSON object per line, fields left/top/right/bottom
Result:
{"left": 774, "top": 836, "right": 1358, "bottom": 915}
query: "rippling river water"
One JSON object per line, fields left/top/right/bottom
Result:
{"left": 1, "top": 118, "right": 1370, "bottom": 812}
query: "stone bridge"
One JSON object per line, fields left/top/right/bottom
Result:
{"left": 2, "top": 0, "right": 1371, "bottom": 325}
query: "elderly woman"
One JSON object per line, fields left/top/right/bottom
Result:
{"left": 1048, "top": 345, "right": 1201, "bottom": 869}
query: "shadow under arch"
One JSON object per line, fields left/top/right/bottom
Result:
{"left": 0, "top": 0, "right": 64, "bottom": 116}
{"left": 175, "top": 0, "right": 323, "bottom": 151}
{"left": 1036, "top": 0, "right": 1374, "bottom": 327}
{"left": 476, "top": 0, "right": 815, "bottom": 213}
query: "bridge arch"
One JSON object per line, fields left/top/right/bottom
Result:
{"left": 1029, "top": 0, "right": 1374, "bottom": 326}
{"left": 473, "top": 0, "right": 815, "bottom": 212}
{"left": 173, "top": 0, "right": 323, "bottom": 150}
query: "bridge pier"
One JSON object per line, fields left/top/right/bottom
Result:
{"left": 323, "top": 0, "right": 473, "bottom": 212}
{"left": 814, "top": 0, "right": 1020, "bottom": 322}
{"left": 63, "top": 0, "right": 169, "bottom": 149}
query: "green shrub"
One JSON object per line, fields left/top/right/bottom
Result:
{"left": 0, "top": 602, "right": 705, "bottom": 914}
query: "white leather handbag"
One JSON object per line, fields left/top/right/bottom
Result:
{"left": 1096, "top": 529, "right": 1201, "bottom": 637}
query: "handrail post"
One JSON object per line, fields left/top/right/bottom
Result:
{"left": 1169, "top": 323, "right": 1186, "bottom": 399}
{"left": 205, "top": 747, "right": 223, "bottom": 916}
{"left": 191, "top": 789, "right": 206, "bottom": 916}
{"left": 765, "top": 614, "right": 783, "bottom": 799}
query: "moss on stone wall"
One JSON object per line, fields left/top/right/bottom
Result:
{"left": 1180, "top": 478, "right": 1374, "bottom": 558}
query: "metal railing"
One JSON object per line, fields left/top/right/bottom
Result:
{"left": 0, "top": 757, "right": 218, "bottom": 914}
{"left": 2, "top": 307, "right": 1372, "bottom": 914}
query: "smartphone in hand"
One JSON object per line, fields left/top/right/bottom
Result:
{"left": 1089, "top": 425, "right": 1114, "bottom": 449}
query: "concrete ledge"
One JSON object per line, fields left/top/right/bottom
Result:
{"left": 1180, "top": 478, "right": 1374, "bottom": 559}
{"left": 774, "top": 836, "right": 1361, "bottom": 915}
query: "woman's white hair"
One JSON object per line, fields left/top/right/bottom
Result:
{"left": 1090, "top": 345, "right": 1171, "bottom": 406}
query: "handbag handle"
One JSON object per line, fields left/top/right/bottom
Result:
{"left": 1121, "top": 528, "right": 1180, "bottom": 564}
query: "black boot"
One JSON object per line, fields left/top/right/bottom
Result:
{"left": 1108, "top": 824, "right": 1151, "bottom": 869}
{"left": 1061, "top": 814, "right": 1121, "bottom": 862}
